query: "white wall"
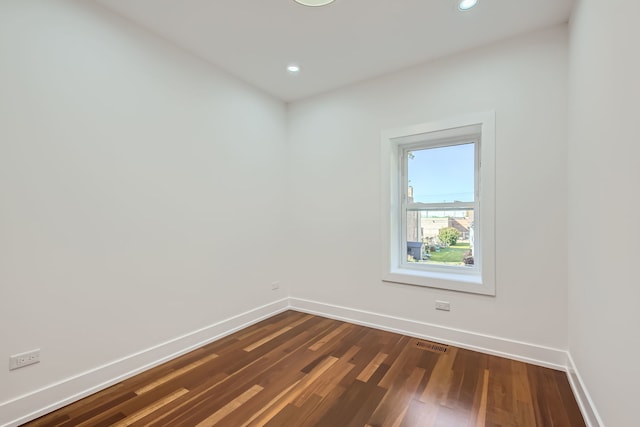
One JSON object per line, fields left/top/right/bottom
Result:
{"left": 568, "top": 1, "right": 640, "bottom": 425}
{"left": 287, "top": 26, "right": 569, "bottom": 353}
{"left": 0, "top": 0, "right": 286, "bottom": 421}
{"left": 4, "top": 1, "right": 611, "bottom": 423}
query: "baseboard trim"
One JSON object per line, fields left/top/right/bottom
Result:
{"left": 566, "top": 352, "right": 603, "bottom": 427}
{"left": 0, "top": 298, "right": 289, "bottom": 427}
{"left": 288, "top": 297, "right": 568, "bottom": 371}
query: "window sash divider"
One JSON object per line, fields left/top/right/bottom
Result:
{"left": 405, "top": 202, "right": 475, "bottom": 211}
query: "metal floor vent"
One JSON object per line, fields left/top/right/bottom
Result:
{"left": 414, "top": 340, "right": 449, "bottom": 353}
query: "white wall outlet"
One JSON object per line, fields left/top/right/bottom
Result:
{"left": 271, "top": 281, "right": 280, "bottom": 290}
{"left": 9, "top": 349, "right": 40, "bottom": 370}
{"left": 435, "top": 300, "right": 451, "bottom": 311}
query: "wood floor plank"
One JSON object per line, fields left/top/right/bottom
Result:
{"left": 357, "top": 351, "right": 389, "bottom": 383}
{"left": 110, "top": 388, "right": 189, "bottom": 426}
{"left": 239, "top": 381, "right": 301, "bottom": 427}
{"left": 308, "top": 323, "right": 351, "bottom": 351}
{"left": 391, "top": 367, "right": 427, "bottom": 427}
{"left": 298, "top": 385, "right": 350, "bottom": 427}
{"left": 234, "top": 355, "right": 339, "bottom": 427}
{"left": 243, "top": 326, "right": 293, "bottom": 352}
{"left": 292, "top": 356, "right": 354, "bottom": 407}
{"left": 369, "top": 365, "right": 426, "bottom": 427}
{"left": 195, "top": 384, "right": 264, "bottom": 427}
{"left": 21, "top": 311, "right": 586, "bottom": 427}
{"left": 56, "top": 392, "right": 137, "bottom": 427}
{"left": 475, "top": 369, "right": 490, "bottom": 427}
{"left": 135, "top": 352, "right": 219, "bottom": 394}
{"left": 314, "top": 380, "right": 381, "bottom": 427}
{"left": 419, "top": 346, "right": 458, "bottom": 406}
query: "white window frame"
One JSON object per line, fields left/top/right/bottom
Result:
{"left": 381, "top": 112, "right": 496, "bottom": 295}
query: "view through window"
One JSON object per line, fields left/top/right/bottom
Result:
{"left": 403, "top": 142, "right": 477, "bottom": 268}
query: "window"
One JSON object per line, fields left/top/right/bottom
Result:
{"left": 381, "top": 112, "right": 495, "bottom": 295}
{"left": 404, "top": 142, "right": 476, "bottom": 267}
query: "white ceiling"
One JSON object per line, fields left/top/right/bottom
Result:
{"left": 93, "top": 0, "right": 575, "bottom": 102}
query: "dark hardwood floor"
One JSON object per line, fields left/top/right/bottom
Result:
{"left": 23, "top": 311, "right": 585, "bottom": 426}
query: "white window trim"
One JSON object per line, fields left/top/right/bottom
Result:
{"left": 381, "top": 111, "right": 496, "bottom": 295}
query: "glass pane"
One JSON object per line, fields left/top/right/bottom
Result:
{"left": 408, "top": 143, "right": 475, "bottom": 203}
{"left": 406, "top": 209, "right": 475, "bottom": 266}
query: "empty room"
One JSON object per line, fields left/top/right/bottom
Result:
{"left": 1, "top": 0, "right": 638, "bottom": 426}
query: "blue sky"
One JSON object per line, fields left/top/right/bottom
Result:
{"left": 408, "top": 143, "right": 475, "bottom": 203}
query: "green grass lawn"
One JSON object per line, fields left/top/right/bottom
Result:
{"left": 427, "top": 243, "right": 470, "bottom": 264}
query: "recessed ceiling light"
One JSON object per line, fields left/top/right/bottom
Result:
{"left": 294, "top": 0, "right": 336, "bottom": 7}
{"left": 458, "top": 0, "right": 478, "bottom": 11}
{"left": 287, "top": 64, "right": 301, "bottom": 74}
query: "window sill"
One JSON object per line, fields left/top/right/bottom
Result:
{"left": 382, "top": 267, "right": 495, "bottom": 295}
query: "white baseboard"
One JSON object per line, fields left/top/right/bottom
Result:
{"left": 0, "top": 298, "right": 289, "bottom": 427}
{"left": 289, "top": 297, "right": 568, "bottom": 370}
{"left": 566, "top": 352, "right": 603, "bottom": 427}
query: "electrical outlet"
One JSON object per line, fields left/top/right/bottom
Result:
{"left": 271, "top": 281, "right": 280, "bottom": 290}
{"left": 9, "top": 349, "right": 40, "bottom": 370}
{"left": 435, "top": 300, "right": 451, "bottom": 311}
